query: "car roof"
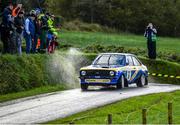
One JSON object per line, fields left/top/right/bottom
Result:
{"left": 99, "top": 53, "right": 135, "bottom": 56}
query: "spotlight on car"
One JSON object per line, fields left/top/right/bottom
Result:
{"left": 110, "top": 71, "right": 115, "bottom": 76}
{"left": 81, "top": 71, "right": 86, "bottom": 76}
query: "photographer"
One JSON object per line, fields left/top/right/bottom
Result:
{"left": 144, "top": 23, "right": 157, "bottom": 59}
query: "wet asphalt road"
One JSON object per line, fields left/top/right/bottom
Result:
{"left": 0, "top": 83, "right": 180, "bottom": 124}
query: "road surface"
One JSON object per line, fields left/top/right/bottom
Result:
{"left": 0, "top": 83, "right": 180, "bottom": 124}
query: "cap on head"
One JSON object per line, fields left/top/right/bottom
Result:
{"left": 148, "top": 23, "right": 153, "bottom": 26}
{"left": 30, "top": 10, "right": 36, "bottom": 15}
{"left": 147, "top": 23, "right": 153, "bottom": 29}
{"left": 35, "top": 9, "right": 41, "bottom": 15}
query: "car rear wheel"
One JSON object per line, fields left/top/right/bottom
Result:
{"left": 81, "top": 84, "right": 88, "bottom": 91}
{"left": 136, "top": 74, "right": 148, "bottom": 87}
{"left": 124, "top": 79, "right": 129, "bottom": 87}
{"left": 117, "top": 75, "right": 125, "bottom": 89}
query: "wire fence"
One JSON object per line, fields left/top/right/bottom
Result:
{"left": 68, "top": 102, "right": 177, "bottom": 124}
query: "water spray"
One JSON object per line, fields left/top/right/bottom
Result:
{"left": 47, "top": 48, "right": 88, "bottom": 88}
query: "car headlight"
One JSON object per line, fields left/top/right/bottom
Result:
{"left": 81, "top": 71, "right": 86, "bottom": 76}
{"left": 110, "top": 71, "right": 115, "bottom": 76}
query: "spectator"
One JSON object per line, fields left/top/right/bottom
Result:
{"left": 14, "top": 11, "right": 24, "bottom": 55}
{"left": 24, "top": 13, "right": 36, "bottom": 54}
{"left": 39, "top": 12, "right": 49, "bottom": 52}
{"left": 8, "top": 12, "right": 16, "bottom": 54}
{"left": 47, "top": 14, "right": 57, "bottom": 36}
{"left": 144, "top": 23, "right": 157, "bottom": 59}
{"left": 12, "top": 4, "right": 22, "bottom": 17}
{"left": 47, "top": 14, "right": 58, "bottom": 53}
{"left": 32, "top": 9, "right": 41, "bottom": 53}
{"left": 0, "top": 3, "right": 13, "bottom": 54}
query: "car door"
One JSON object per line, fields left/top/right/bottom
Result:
{"left": 131, "top": 56, "right": 142, "bottom": 82}
{"left": 125, "top": 56, "right": 134, "bottom": 83}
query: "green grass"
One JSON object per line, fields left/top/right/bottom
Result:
{"left": 48, "top": 91, "right": 180, "bottom": 124}
{"left": 60, "top": 31, "right": 180, "bottom": 53}
{"left": 0, "top": 84, "right": 66, "bottom": 103}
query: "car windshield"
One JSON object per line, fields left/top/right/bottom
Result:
{"left": 93, "top": 54, "right": 125, "bottom": 66}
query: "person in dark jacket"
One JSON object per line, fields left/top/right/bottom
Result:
{"left": 24, "top": 13, "right": 36, "bottom": 54}
{"left": 14, "top": 11, "right": 24, "bottom": 55}
{"left": 39, "top": 13, "right": 49, "bottom": 52}
{"left": 9, "top": 16, "right": 17, "bottom": 54}
{"left": 32, "top": 9, "right": 41, "bottom": 53}
{"left": 0, "top": 4, "right": 13, "bottom": 54}
{"left": 1, "top": 4, "right": 13, "bottom": 26}
{"left": 144, "top": 23, "right": 157, "bottom": 59}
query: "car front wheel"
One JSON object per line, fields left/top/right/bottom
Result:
{"left": 117, "top": 75, "right": 125, "bottom": 89}
{"left": 81, "top": 84, "right": 88, "bottom": 91}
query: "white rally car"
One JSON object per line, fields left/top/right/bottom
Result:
{"left": 79, "top": 53, "right": 148, "bottom": 90}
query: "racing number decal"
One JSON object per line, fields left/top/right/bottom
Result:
{"left": 127, "top": 71, "right": 131, "bottom": 81}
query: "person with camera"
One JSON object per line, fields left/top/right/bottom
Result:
{"left": 144, "top": 23, "right": 157, "bottom": 59}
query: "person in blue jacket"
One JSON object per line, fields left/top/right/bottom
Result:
{"left": 24, "top": 13, "right": 36, "bottom": 54}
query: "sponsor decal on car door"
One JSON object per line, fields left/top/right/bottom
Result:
{"left": 131, "top": 56, "right": 143, "bottom": 81}
{"left": 126, "top": 56, "right": 134, "bottom": 82}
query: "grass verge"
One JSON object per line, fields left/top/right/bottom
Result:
{"left": 0, "top": 84, "right": 66, "bottom": 103}
{"left": 47, "top": 91, "right": 180, "bottom": 124}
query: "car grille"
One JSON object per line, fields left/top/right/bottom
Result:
{"left": 85, "top": 70, "right": 111, "bottom": 76}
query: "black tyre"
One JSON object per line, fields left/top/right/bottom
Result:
{"left": 124, "top": 79, "right": 129, "bottom": 87}
{"left": 136, "top": 74, "right": 148, "bottom": 87}
{"left": 116, "top": 75, "right": 125, "bottom": 89}
{"left": 81, "top": 84, "right": 88, "bottom": 91}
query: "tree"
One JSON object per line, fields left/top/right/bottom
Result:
{"left": 44, "top": 0, "right": 180, "bottom": 37}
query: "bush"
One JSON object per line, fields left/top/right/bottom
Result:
{"left": 82, "top": 44, "right": 180, "bottom": 63}
{"left": 63, "top": 20, "right": 119, "bottom": 33}
{"left": 0, "top": 54, "right": 49, "bottom": 94}
{"left": 0, "top": 41, "right": 3, "bottom": 54}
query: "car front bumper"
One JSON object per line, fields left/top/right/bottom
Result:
{"left": 80, "top": 76, "right": 119, "bottom": 86}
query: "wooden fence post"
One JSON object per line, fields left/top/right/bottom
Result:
{"left": 142, "top": 108, "right": 147, "bottom": 124}
{"left": 108, "top": 114, "right": 112, "bottom": 124}
{"left": 69, "top": 122, "right": 74, "bottom": 124}
{"left": 168, "top": 102, "right": 173, "bottom": 124}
